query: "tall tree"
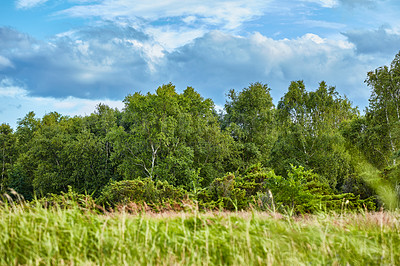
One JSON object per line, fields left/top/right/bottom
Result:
{"left": 109, "top": 84, "right": 232, "bottom": 188}
{"left": 223, "top": 82, "right": 276, "bottom": 169}
{"left": 7, "top": 112, "right": 41, "bottom": 199}
{"left": 9, "top": 111, "right": 116, "bottom": 197}
{"left": 0, "top": 124, "right": 17, "bottom": 192}
{"left": 363, "top": 51, "right": 400, "bottom": 168}
{"left": 271, "top": 81, "right": 358, "bottom": 190}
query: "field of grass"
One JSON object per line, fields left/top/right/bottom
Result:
{"left": 1, "top": 203, "right": 400, "bottom": 265}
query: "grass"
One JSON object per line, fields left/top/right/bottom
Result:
{"left": 1, "top": 203, "right": 400, "bottom": 265}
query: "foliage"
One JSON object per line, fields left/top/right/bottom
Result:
{"left": 96, "top": 178, "right": 189, "bottom": 209}
{"left": 354, "top": 51, "right": 400, "bottom": 169}
{"left": 0, "top": 124, "right": 17, "bottom": 193}
{"left": 33, "top": 186, "right": 97, "bottom": 210}
{"left": 109, "top": 84, "right": 232, "bottom": 188}
{"left": 198, "top": 164, "right": 375, "bottom": 213}
{"left": 3, "top": 51, "right": 400, "bottom": 212}
{"left": 223, "top": 82, "right": 276, "bottom": 169}
{"left": 7, "top": 110, "right": 119, "bottom": 199}
{"left": 199, "top": 173, "right": 247, "bottom": 211}
{"left": 263, "top": 165, "right": 375, "bottom": 213}
{"left": 271, "top": 81, "right": 359, "bottom": 190}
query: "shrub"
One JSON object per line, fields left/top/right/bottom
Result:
{"left": 96, "top": 178, "right": 189, "bottom": 209}
{"left": 197, "top": 173, "right": 247, "bottom": 211}
{"left": 33, "top": 186, "right": 97, "bottom": 211}
{"left": 199, "top": 164, "right": 376, "bottom": 213}
{"left": 262, "top": 165, "right": 376, "bottom": 213}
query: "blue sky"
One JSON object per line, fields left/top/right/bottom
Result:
{"left": 1, "top": 0, "right": 400, "bottom": 128}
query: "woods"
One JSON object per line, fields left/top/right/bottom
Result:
{"left": 2, "top": 51, "right": 400, "bottom": 213}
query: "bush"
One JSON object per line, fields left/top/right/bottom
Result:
{"left": 96, "top": 178, "right": 189, "bottom": 210}
{"left": 198, "top": 165, "right": 275, "bottom": 211}
{"left": 32, "top": 186, "right": 97, "bottom": 211}
{"left": 196, "top": 174, "right": 245, "bottom": 211}
{"left": 198, "top": 164, "right": 376, "bottom": 213}
{"left": 262, "top": 165, "right": 376, "bottom": 213}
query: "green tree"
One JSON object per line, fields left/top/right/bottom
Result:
{"left": 83, "top": 103, "right": 121, "bottom": 137}
{"left": 109, "top": 84, "right": 232, "bottom": 188}
{"left": 9, "top": 112, "right": 116, "bottom": 197}
{"left": 7, "top": 112, "right": 41, "bottom": 199}
{"left": 0, "top": 124, "right": 17, "bottom": 192}
{"left": 109, "top": 84, "right": 183, "bottom": 182}
{"left": 223, "top": 82, "right": 276, "bottom": 169}
{"left": 271, "top": 81, "right": 358, "bottom": 190}
{"left": 83, "top": 103, "right": 121, "bottom": 182}
{"left": 341, "top": 51, "right": 400, "bottom": 205}
{"left": 363, "top": 51, "right": 400, "bottom": 168}
{"left": 23, "top": 112, "right": 78, "bottom": 195}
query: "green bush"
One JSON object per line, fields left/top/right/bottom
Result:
{"left": 262, "top": 165, "right": 376, "bottom": 213}
{"left": 236, "top": 163, "right": 272, "bottom": 197}
{"left": 197, "top": 174, "right": 247, "bottom": 211}
{"left": 32, "top": 186, "right": 97, "bottom": 211}
{"left": 198, "top": 164, "right": 376, "bottom": 213}
{"left": 96, "top": 178, "right": 189, "bottom": 209}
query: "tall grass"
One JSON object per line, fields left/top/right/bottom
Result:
{"left": 1, "top": 202, "right": 400, "bottom": 265}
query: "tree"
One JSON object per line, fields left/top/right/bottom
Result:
{"left": 83, "top": 103, "right": 121, "bottom": 182}
{"left": 223, "top": 82, "right": 276, "bottom": 169}
{"left": 363, "top": 51, "right": 400, "bottom": 168}
{"left": 0, "top": 124, "right": 17, "bottom": 192}
{"left": 109, "top": 84, "right": 232, "bottom": 188}
{"left": 271, "top": 81, "right": 358, "bottom": 190}
{"left": 110, "top": 84, "right": 182, "bottom": 182}
{"left": 7, "top": 112, "right": 40, "bottom": 199}
{"left": 340, "top": 51, "right": 400, "bottom": 205}
{"left": 9, "top": 111, "right": 116, "bottom": 197}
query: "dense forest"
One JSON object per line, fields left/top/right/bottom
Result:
{"left": 2, "top": 51, "right": 400, "bottom": 213}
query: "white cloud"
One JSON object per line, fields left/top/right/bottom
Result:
{"left": 0, "top": 78, "right": 27, "bottom": 97}
{"left": 300, "top": 0, "right": 380, "bottom": 8}
{"left": 1, "top": 21, "right": 396, "bottom": 121}
{"left": 338, "top": 0, "right": 377, "bottom": 8}
{"left": 343, "top": 27, "right": 400, "bottom": 55}
{"left": 182, "top": 16, "right": 197, "bottom": 25}
{"left": 300, "top": 33, "right": 326, "bottom": 44}
{"left": 59, "top": 0, "right": 271, "bottom": 30}
{"left": 144, "top": 26, "right": 206, "bottom": 51}
{"left": 16, "top": 0, "right": 49, "bottom": 9}
{"left": 31, "top": 96, "right": 125, "bottom": 117}
{"left": 0, "top": 56, "right": 14, "bottom": 69}
{"left": 0, "top": 24, "right": 164, "bottom": 99}
{"left": 0, "top": 78, "right": 124, "bottom": 129}
{"left": 163, "top": 30, "right": 390, "bottom": 107}
{"left": 297, "top": 20, "right": 346, "bottom": 30}
{"left": 301, "top": 0, "right": 339, "bottom": 8}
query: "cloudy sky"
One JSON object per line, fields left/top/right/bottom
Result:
{"left": 1, "top": 0, "right": 400, "bottom": 128}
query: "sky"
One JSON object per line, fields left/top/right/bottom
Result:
{"left": 1, "top": 0, "right": 400, "bottom": 129}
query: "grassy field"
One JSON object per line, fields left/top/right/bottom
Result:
{"left": 1, "top": 203, "right": 399, "bottom": 265}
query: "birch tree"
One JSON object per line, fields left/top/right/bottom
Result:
{"left": 365, "top": 51, "right": 400, "bottom": 167}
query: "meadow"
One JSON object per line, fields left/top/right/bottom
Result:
{"left": 1, "top": 202, "right": 399, "bottom": 265}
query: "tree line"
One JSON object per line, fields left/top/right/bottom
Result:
{"left": 1, "top": 52, "right": 400, "bottom": 212}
